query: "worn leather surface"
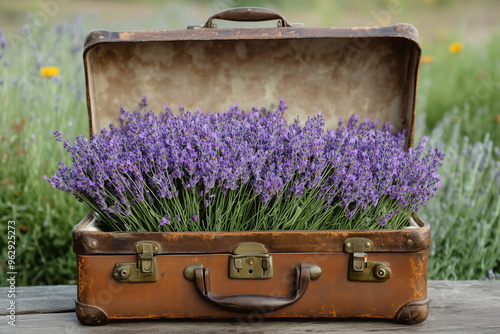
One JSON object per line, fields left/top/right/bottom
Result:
{"left": 76, "top": 249, "right": 428, "bottom": 320}
{"left": 84, "top": 26, "right": 420, "bottom": 145}
{"left": 73, "top": 213, "right": 431, "bottom": 255}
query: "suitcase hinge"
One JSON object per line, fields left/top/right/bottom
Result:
{"left": 344, "top": 238, "right": 392, "bottom": 282}
{"left": 112, "top": 241, "right": 159, "bottom": 283}
{"left": 229, "top": 242, "right": 273, "bottom": 279}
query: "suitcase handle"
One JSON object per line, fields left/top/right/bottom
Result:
{"left": 190, "top": 263, "right": 320, "bottom": 314}
{"left": 202, "top": 7, "right": 293, "bottom": 28}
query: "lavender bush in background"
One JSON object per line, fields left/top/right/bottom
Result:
{"left": 45, "top": 98, "right": 444, "bottom": 232}
{"left": 415, "top": 111, "right": 500, "bottom": 279}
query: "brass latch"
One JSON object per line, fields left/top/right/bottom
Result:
{"left": 113, "top": 241, "right": 159, "bottom": 283}
{"left": 229, "top": 242, "right": 273, "bottom": 279}
{"left": 344, "top": 238, "right": 391, "bottom": 282}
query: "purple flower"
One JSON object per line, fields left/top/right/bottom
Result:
{"left": 1, "top": 35, "right": 6, "bottom": 49}
{"left": 159, "top": 215, "right": 171, "bottom": 226}
{"left": 45, "top": 97, "right": 444, "bottom": 232}
{"left": 139, "top": 95, "right": 148, "bottom": 108}
{"left": 488, "top": 269, "right": 496, "bottom": 280}
{"left": 379, "top": 210, "right": 400, "bottom": 226}
{"left": 22, "top": 24, "right": 30, "bottom": 36}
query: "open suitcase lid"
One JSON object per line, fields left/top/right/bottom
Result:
{"left": 75, "top": 8, "right": 428, "bottom": 255}
{"left": 83, "top": 7, "right": 421, "bottom": 148}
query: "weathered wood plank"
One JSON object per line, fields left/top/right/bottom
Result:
{"left": 1, "top": 281, "right": 499, "bottom": 333}
{"left": 425, "top": 280, "right": 500, "bottom": 332}
{"left": 8, "top": 309, "right": 500, "bottom": 333}
{"left": 0, "top": 285, "right": 76, "bottom": 315}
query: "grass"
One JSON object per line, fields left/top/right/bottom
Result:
{"left": 414, "top": 33, "right": 500, "bottom": 279}
{"left": 417, "top": 35, "right": 500, "bottom": 146}
{"left": 0, "top": 17, "right": 499, "bottom": 285}
{"left": 0, "top": 23, "right": 89, "bottom": 285}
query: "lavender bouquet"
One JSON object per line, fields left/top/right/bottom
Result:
{"left": 45, "top": 98, "right": 444, "bottom": 232}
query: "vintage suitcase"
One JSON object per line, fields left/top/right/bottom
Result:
{"left": 73, "top": 7, "right": 428, "bottom": 325}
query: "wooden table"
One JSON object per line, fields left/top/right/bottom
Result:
{"left": 1, "top": 281, "right": 499, "bottom": 333}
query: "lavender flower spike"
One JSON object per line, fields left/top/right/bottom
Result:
{"left": 139, "top": 95, "right": 148, "bottom": 108}
{"left": 45, "top": 97, "right": 444, "bottom": 232}
{"left": 159, "top": 215, "right": 171, "bottom": 227}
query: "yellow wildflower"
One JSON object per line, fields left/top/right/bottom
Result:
{"left": 40, "top": 66, "right": 60, "bottom": 78}
{"left": 448, "top": 42, "right": 463, "bottom": 54}
{"left": 421, "top": 55, "right": 434, "bottom": 64}
{"left": 496, "top": 114, "right": 500, "bottom": 124}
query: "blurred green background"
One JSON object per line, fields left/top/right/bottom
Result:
{"left": 1, "top": 0, "right": 499, "bottom": 285}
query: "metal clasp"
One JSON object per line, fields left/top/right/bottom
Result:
{"left": 229, "top": 242, "right": 273, "bottom": 279}
{"left": 344, "top": 238, "right": 391, "bottom": 282}
{"left": 113, "top": 241, "right": 159, "bottom": 283}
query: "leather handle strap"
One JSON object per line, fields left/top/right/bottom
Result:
{"left": 203, "top": 7, "right": 293, "bottom": 28}
{"left": 193, "top": 265, "right": 311, "bottom": 314}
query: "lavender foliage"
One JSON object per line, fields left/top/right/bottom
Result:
{"left": 45, "top": 99, "right": 444, "bottom": 232}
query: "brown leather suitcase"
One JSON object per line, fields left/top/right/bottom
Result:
{"left": 74, "top": 7, "right": 428, "bottom": 325}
